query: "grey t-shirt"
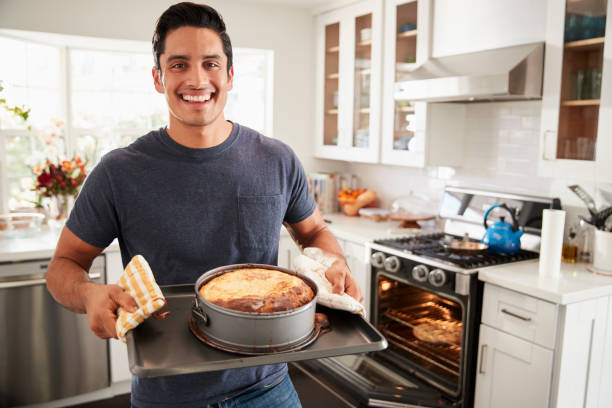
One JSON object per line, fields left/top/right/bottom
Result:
{"left": 66, "top": 122, "right": 316, "bottom": 407}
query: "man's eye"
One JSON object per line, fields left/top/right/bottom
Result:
{"left": 171, "top": 63, "right": 185, "bottom": 69}
{"left": 206, "top": 62, "right": 219, "bottom": 68}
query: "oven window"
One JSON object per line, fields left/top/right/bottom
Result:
{"left": 376, "top": 275, "right": 463, "bottom": 391}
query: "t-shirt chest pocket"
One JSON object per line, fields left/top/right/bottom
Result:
{"left": 238, "top": 195, "right": 283, "bottom": 250}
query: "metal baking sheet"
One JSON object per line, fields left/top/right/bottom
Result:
{"left": 126, "top": 284, "right": 387, "bottom": 378}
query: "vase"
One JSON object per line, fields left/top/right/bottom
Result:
{"left": 47, "top": 194, "right": 74, "bottom": 223}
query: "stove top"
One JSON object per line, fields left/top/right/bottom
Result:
{"left": 374, "top": 233, "right": 539, "bottom": 270}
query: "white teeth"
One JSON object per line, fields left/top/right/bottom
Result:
{"left": 182, "top": 94, "right": 212, "bottom": 102}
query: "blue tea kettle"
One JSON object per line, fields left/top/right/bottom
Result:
{"left": 482, "top": 203, "right": 523, "bottom": 254}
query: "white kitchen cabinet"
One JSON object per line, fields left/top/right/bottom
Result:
{"left": 380, "top": 0, "right": 465, "bottom": 167}
{"left": 278, "top": 230, "right": 302, "bottom": 270}
{"left": 475, "top": 283, "right": 612, "bottom": 408}
{"left": 431, "top": 0, "right": 546, "bottom": 58}
{"left": 475, "top": 324, "right": 554, "bottom": 408}
{"left": 105, "top": 250, "right": 132, "bottom": 384}
{"left": 342, "top": 240, "right": 370, "bottom": 314}
{"left": 538, "top": 0, "right": 612, "bottom": 182}
{"left": 314, "top": 0, "right": 382, "bottom": 163}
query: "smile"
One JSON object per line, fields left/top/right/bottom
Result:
{"left": 181, "top": 93, "right": 213, "bottom": 102}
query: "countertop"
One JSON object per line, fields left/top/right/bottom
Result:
{"left": 0, "top": 226, "right": 119, "bottom": 263}
{"left": 282, "top": 212, "right": 423, "bottom": 245}
{"left": 479, "top": 260, "right": 612, "bottom": 305}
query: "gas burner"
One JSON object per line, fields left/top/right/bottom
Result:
{"left": 375, "top": 234, "right": 538, "bottom": 270}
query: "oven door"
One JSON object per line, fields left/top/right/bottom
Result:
{"left": 301, "top": 353, "right": 453, "bottom": 408}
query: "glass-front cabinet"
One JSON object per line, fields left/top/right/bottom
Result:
{"left": 381, "top": 0, "right": 443, "bottom": 167}
{"left": 540, "top": 0, "right": 612, "bottom": 181}
{"left": 315, "top": 0, "right": 381, "bottom": 162}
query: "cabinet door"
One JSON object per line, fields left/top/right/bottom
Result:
{"left": 381, "top": 0, "right": 431, "bottom": 166}
{"left": 315, "top": 9, "right": 344, "bottom": 159}
{"left": 539, "top": 0, "right": 611, "bottom": 181}
{"left": 343, "top": 241, "right": 369, "bottom": 313}
{"left": 474, "top": 324, "right": 553, "bottom": 408}
{"left": 314, "top": 0, "right": 381, "bottom": 163}
{"left": 552, "top": 296, "right": 610, "bottom": 408}
{"left": 278, "top": 232, "right": 301, "bottom": 270}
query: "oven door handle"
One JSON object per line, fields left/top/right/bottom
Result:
{"left": 479, "top": 344, "right": 488, "bottom": 374}
{"left": 501, "top": 308, "right": 532, "bottom": 322}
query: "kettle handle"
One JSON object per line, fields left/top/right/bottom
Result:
{"left": 483, "top": 203, "right": 519, "bottom": 232}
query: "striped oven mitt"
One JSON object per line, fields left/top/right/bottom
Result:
{"left": 115, "top": 255, "right": 169, "bottom": 342}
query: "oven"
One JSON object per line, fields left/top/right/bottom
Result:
{"left": 368, "top": 252, "right": 482, "bottom": 407}
{"left": 301, "top": 246, "right": 482, "bottom": 408}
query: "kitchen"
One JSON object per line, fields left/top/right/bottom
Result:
{"left": 0, "top": 0, "right": 611, "bottom": 407}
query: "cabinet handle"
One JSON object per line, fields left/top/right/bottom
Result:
{"left": 501, "top": 308, "right": 532, "bottom": 321}
{"left": 479, "top": 344, "right": 487, "bottom": 374}
{"left": 542, "top": 130, "right": 556, "bottom": 161}
{"left": 88, "top": 272, "right": 101, "bottom": 280}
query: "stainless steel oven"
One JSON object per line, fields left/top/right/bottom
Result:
{"left": 300, "top": 186, "right": 560, "bottom": 408}
{"left": 302, "top": 246, "right": 483, "bottom": 407}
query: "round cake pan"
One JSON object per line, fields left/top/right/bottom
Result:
{"left": 193, "top": 263, "right": 318, "bottom": 352}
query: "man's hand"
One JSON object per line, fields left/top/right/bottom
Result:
{"left": 81, "top": 283, "right": 138, "bottom": 339}
{"left": 324, "top": 259, "right": 364, "bottom": 302}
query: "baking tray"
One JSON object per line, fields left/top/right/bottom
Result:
{"left": 126, "top": 284, "right": 387, "bottom": 378}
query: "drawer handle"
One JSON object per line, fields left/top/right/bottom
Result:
{"left": 479, "top": 344, "right": 487, "bottom": 374}
{"left": 88, "top": 272, "right": 101, "bottom": 280}
{"left": 501, "top": 308, "right": 532, "bottom": 321}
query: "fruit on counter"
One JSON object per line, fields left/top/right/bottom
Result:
{"left": 337, "top": 187, "right": 367, "bottom": 204}
{"left": 338, "top": 188, "right": 377, "bottom": 216}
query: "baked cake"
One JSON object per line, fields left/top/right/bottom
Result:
{"left": 199, "top": 268, "right": 315, "bottom": 313}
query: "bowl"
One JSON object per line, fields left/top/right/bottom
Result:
{"left": 0, "top": 213, "right": 45, "bottom": 238}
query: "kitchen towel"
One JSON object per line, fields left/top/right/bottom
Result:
{"left": 115, "top": 255, "right": 168, "bottom": 342}
{"left": 538, "top": 209, "right": 566, "bottom": 279}
{"left": 293, "top": 247, "right": 365, "bottom": 316}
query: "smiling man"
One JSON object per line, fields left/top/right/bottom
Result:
{"left": 46, "top": 2, "right": 362, "bottom": 408}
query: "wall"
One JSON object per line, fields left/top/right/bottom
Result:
{"left": 0, "top": 0, "right": 340, "bottom": 174}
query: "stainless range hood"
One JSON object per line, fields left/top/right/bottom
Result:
{"left": 395, "top": 42, "right": 544, "bottom": 103}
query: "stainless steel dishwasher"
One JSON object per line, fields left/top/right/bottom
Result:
{"left": 0, "top": 255, "right": 110, "bottom": 407}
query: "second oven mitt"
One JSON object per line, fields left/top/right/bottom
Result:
{"left": 293, "top": 247, "right": 365, "bottom": 317}
{"left": 115, "top": 255, "right": 169, "bottom": 342}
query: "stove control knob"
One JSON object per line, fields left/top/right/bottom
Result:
{"left": 412, "top": 265, "right": 429, "bottom": 282}
{"left": 371, "top": 252, "right": 385, "bottom": 268}
{"left": 383, "top": 256, "right": 401, "bottom": 273}
{"left": 428, "top": 269, "right": 447, "bottom": 287}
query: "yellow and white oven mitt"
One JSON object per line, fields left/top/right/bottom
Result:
{"left": 293, "top": 247, "right": 366, "bottom": 317}
{"left": 115, "top": 255, "right": 169, "bottom": 342}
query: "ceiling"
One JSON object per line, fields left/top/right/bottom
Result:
{"left": 241, "top": 0, "right": 330, "bottom": 9}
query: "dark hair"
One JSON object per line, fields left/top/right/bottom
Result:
{"left": 152, "top": 2, "right": 233, "bottom": 74}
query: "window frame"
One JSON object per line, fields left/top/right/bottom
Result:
{"left": 0, "top": 29, "right": 274, "bottom": 212}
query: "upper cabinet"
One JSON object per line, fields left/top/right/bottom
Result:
{"left": 380, "top": 0, "right": 465, "bottom": 167}
{"left": 539, "top": 0, "right": 612, "bottom": 181}
{"left": 315, "top": 0, "right": 382, "bottom": 163}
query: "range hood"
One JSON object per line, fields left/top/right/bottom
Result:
{"left": 395, "top": 42, "right": 544, "bottom": 103}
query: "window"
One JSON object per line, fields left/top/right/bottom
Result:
{"left": 0, "top": 29, "right": 274, "bottom": 211}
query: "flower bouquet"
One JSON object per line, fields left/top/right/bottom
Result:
{"left": 32, "top": 157, "right": 87, "bottom": 220}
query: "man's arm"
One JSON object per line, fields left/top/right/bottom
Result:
{"left": 46, "top": 227, "right": 137, "bottom": 339}
{"left": 285, "top": 207, "right": 364, "bottom": 302}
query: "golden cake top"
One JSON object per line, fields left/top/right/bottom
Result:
{"left": 199, "top": 268, "right": 315, "bottom": 313}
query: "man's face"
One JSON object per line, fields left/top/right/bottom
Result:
{"left": 153, "top": 26, "right": 233, "bottom": 128}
